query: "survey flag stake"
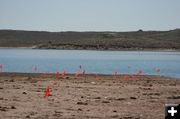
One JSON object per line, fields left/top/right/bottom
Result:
{"left": 136, "top": 72, "right": 140, "bottom": 78}
{"left": 32, "top": 65, "right": 37, "bottom": 72}
{"left": 114, "top": 70, "right": 118, "bottom": 79}
{"left": 136, "top": 69, "right": 143, "bottom": 78}
{"left": 122, "top": 74, "right": 127, "bottom": 80}
{"left": 44, "top": 86, "right": 51, "bottom": 98}
{"left": 138, "top": 69, "right": 142, "bottom": 74}
{"left": 129, "top": 73, "right": 134, "bottom": 78}
{"left": 82, "top": 70, "right": 86, "bottom": 75}
{"left": 94, "top": 74, "right": 98, "bottom": 79}
{"left": 75, "top": 70, "right": 79, "bottom": 77}
{"left": 62, "top": 70, "right": 66, "bottom": 77}
{"left": 55, "top": 71, "right": 59, "bottom": 77}
{"left": 79, "top": 65, "right": 82, "bottom": 69}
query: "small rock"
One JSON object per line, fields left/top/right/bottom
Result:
{"left": 0, "top": 108, "right": 6, "bottom": 111}
{"left": 11, "top": 106, "right": 16, "bottom": 109}
{"left": 168, "top": 96, "right": 180, "bottom": 99}
{"left": 77, "top": 102, "right": 88, "bottom": 105}
{"left": 0, "top": 106, "right": 7, "bottom": 111}
{"left": 94, "top": 97, "right": 101, "bottom": 99}
{"left": 55, "top": 110, "right": 63, "bottom": 113}
{"left": 22, "top": 92, "right": 27, "bottom": 94}
{"left": 130, "top": 97, "right": 137, "bottom": 99}
{"left": 53, "top": 113, "right": 61, "bottom": 117}
{"left": 66, "top": 77, "right": 70, "bottom": 79}
{"left": 169, "top": 83, "right": 176, "bottom": 86}
{"left": 116, "top": 98, "right": 126, "bottom": 101}
{"left": 26, "top": 115, "right": 30, "bottom": 118}
{"left": 9, "top": 79, "right": 14, "bottom": 82}
{"left": 102, "top": 100, "right": 110, "bottom": 103}
{"left": 149, "top": 84, "right": 153, "bottom": 87}
{"left": 78, "top": 108, "right": 82, "bottom": 111}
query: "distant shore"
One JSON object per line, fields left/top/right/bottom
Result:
{"left": 0, "top": 72, "right": 180, "bottom": 119}
{"left": 0, "top": 29, "right": 180, "bottom": 51}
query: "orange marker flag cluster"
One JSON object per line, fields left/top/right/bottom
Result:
{"left": 114, "top": 70, "right": 118, "bottom": 79}
{"left": 40, "top": 65, "right": 163, "bottom": 99}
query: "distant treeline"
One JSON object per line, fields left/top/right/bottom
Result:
{"left": 0, "top": 29, "right": 180, "bottom": 50}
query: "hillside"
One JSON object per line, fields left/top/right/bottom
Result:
{"left": 0, "top": 29, "right": 180, "bottom": 50}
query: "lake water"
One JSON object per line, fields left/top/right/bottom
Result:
{"left": 0, "top": 48, "right": 180, "bottom": 78}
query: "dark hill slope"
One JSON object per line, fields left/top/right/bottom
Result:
{"left": 0, "top": 29, "right": 180, "bottom": 50}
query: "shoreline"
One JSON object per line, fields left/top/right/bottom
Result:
{"left": 0, "top": 72, "right": 179, "bottom": 79}
{"left": 0, "top": 47, "right": 180, "bottom": 52}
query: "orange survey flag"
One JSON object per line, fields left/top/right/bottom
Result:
{"left": 94, "top": 74, "right": 98, "bottom": 79}
{"left": 62, "top": 70, "right": 66, "bottom": 77}
{"left": 138, "top": 69, "right": 142, "bottom": 74}
{"left": 129, "top": 73, "right": 134, "bottom": 78}
{"left": 55, "top": 71, "right": 59, "bottom": 77}
{"left": 44, "top": 86, "right": 51, "bottom": 98}
{"left": 122, "top": 74, "right": 127, "bottom": 80}
{"left": 75, "top": 70, "right": 79, "bottom": 77}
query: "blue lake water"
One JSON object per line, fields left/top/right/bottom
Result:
{"left": 0, "top": 48, "right": 180, "bottom": 78}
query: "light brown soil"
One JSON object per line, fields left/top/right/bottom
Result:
{"left": 0, "top": 73, "right": 180, "bottom": 119}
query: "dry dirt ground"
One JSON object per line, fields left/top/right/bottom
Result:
{"left": 0, "top": 73, "right": 180, "bottom": 119}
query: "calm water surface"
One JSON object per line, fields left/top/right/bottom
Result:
{"left": 0, "top": 48, "right": 180, "bottom": 78}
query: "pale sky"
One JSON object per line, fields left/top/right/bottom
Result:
{"left": 0, "top": 0, "right": 180, "bottom": 31}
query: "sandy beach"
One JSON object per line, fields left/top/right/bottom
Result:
{"left": 0, "top": 72, "right": 180, "bottom": 119}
